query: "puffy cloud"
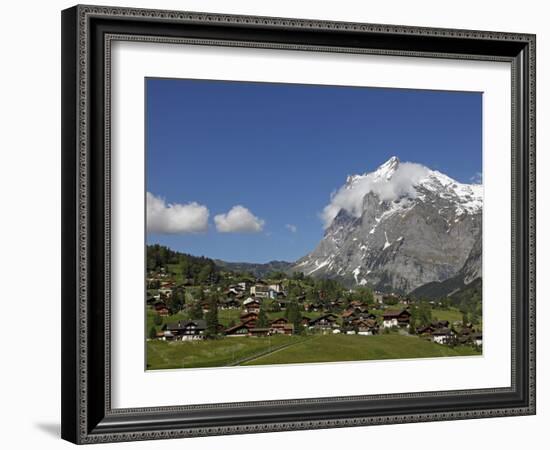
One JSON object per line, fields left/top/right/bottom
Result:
{"left": 214, "top": 205, "right": 265, "bottom": 233}
{"left": 285, "top": 224, "right": 297, "bottom": 233}
{"left": 321, "top": 162, "right": 430, "bottom": 228}
{"left": 146, "top": 192, "right": 209, "bottom": 234}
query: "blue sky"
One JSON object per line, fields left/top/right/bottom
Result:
{"left": 146, "top": 78, "right": 482, "bottom": 263}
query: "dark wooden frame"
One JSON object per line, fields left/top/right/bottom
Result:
{"left": 61, "top": 4, "right": 536, "bottom": 444}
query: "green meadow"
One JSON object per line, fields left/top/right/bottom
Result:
{"left": 146, "top": 333, "right": 480, "bottom": 370}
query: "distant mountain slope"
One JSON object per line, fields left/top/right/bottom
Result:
{"left": 214, "top": 259, "right": 293, "bottom": 278}
{"left": 409, "top": 233, "right": 482, "bottom": 299}
{"left": 449, "top": 277, "right": 482, "bottom": 304}
{"left": 294, "top": 156, "right": 482, "bottom": 293}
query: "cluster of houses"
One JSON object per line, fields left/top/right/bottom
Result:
{"left": 147, "top": 270, "right": 482, "bottom": 349}
{"left": 417, "top": 321, "right": 482, "bottom": 347}
{"left": 225, "top": 280, "right": 286, "bottom": 300}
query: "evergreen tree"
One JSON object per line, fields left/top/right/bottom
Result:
{"left": 189, "top": 301, "right": 204, "bottom": 320}
{"left": 168, "top": 289, "right": 185, "bottom": 314}
{"left": 286, "top": 301, "right": 303, "bottom": 335}
{"left": 257, "top": 307, "right": 269, "bottom": 328}
{"left": 148, "top": 326, "right": 157, "bottom": 340}
{"left": 417, "top": 302, "right": 433, "bottom": 326}
{"left": 205, "top": 295, "right": 219, "bottom": 337}
{"left": 409, "top": 316, "right": 416, "bottom": 334}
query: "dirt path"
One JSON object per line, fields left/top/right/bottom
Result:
{"left": 227, "top": 335, "right": 320, "bottom": 366}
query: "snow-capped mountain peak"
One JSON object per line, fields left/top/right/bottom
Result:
{"left": 297, "top": 157, "right": 482, "bottom": 294}
{"left": 373, "top": 155, "right": 400, "bottom": 180}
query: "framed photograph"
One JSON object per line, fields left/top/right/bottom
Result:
{"left": 61, "top": 4, "right": 536, "bottom": 444}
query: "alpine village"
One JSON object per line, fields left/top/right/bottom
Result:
{"left": 146, "top": 245, "right": 482, "bottom": 370}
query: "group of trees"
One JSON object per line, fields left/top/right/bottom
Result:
{"left": 450, "top": 279, "right": 482, "bottom": 325}
{"left": 409, "top": 301, "right": 433, "bottom": 333}
{"left": 147, "top": 244, "right": 220, "bottom": 285}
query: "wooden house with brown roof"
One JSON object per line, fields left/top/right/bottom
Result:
{"left": 153, "top": 302, "right": 170, "bottom": 317}
{"left": 356, "top": 318, "right": 379, "bottom": 336}
{"left": 224, "top": 319, "right": 256, "bottom": 337}
{"left": 308, "top": 313, "right": 339, "bottom": 331}
{"left": 382, "top": 309, "right": 411, "bottom": 328}
{"left": 243, "top": 297, "right": 261, "bottom": 314}
{"left": 270, "top": 318, "right": 294, "bottom": 335}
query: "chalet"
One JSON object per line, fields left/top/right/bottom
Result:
{"left": 239, "top": 311, "right": 259, "bottom": 326}
{"left": 268, "top": 282, "right": 283, "bottom": 293}
{"left": 356, "top": 319, "right": 379, "bottom": 336}
{"left": 345, "top": 313, "right": 377, "bottom": 329}
{"left": 250, "top": 282, "right": 270, "bottom": 299}
{"left": 166, "top": 320, "right": 206, "bottom": 341}
{"left": 270, "top": 317, "right": 288, "bottom": 329}
{"left": 220, "top": 298, "right": 240, "bottom": 309}
{"left": 153, "top": 302, "right": 170, "bottom": 316}
{"left": 270, "top": 318, "right": 294, "bottom": 335}
{"left": 359, "top": 312, "right": 377, "bottom": 321}
{"left": 304, "top": 302, "right": 323, "bottom": 312}
{"left": 431, "top": 320, "right": 450, "bottom": 329}
{"left": 400, "top": 297, "right": 413, "bottom": 306}
{"left": 341, "top": 308, "right": 358, "bottom": 319}
{"left": 417, "top": 325, "right": 436, "bottom": 336}
{"left": 201, "top": 301, "right": 211, "bottom": 313}
{"left": 382, "top": 309, "right": 411, "bottom": 328}
{"left": 225, "top": 320, "right": 254, "bottom": 337}
{"left": 243, "top": 298, "right": 261, "bottom": 314}
{"left": 300, "top": 316, "right": 311, "bottom": 327}
{"left": 432, "top": 328, "right": 454, "bottom": 345}
{"left": 309, "top": 314, "right": 339, "bottom": 331}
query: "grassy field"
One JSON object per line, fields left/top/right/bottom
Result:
{"left": 242, "top": 334, "right": 480, "bottom": 366}
{"left": 147, "top": 333, "right": 480, "bottom": 370}
{"left": 147, "top": 335, "right": 308, "bottom": 369}
{"left": 431, "top": 307, "right": 463, "bottom": 324}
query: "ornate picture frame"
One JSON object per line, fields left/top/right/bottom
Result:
{"left": 61, "top": 4, "right": 536, "bottom": 444}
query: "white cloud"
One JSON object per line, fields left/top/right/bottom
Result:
{"left": 214, "top": 205, "right": 265, "bottom": 233}
{"left": 285, "top": 224, "right": 297, "bottom": 233}
{"left": 146, "top": 192, "right": 209, "bottom": 234}
{"left": 321, "top": 162, "right": 430, "bottom": 228}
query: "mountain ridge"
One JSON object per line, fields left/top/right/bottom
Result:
{"left": 294, "top": 156, "right": 482, "bottom": 295}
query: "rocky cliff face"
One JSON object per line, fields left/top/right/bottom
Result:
{"left": 294, "top": 157, "right": 482, "bottom": 294}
